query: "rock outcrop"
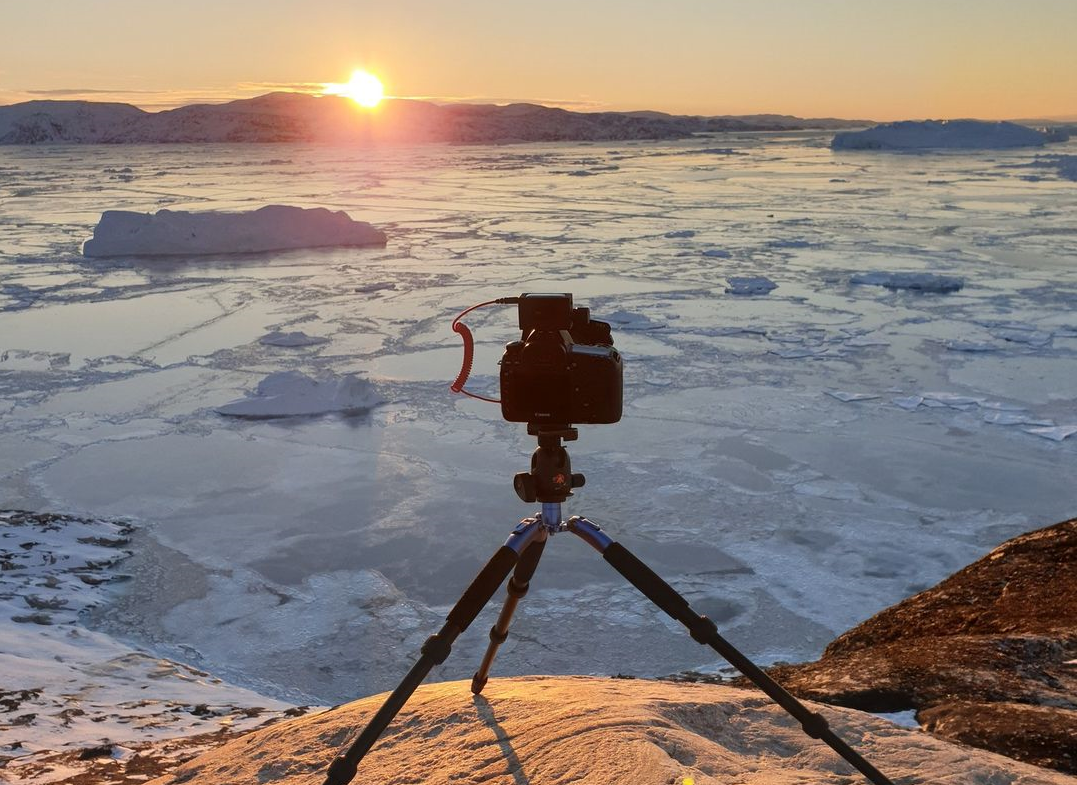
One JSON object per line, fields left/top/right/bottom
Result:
{"left": 145, "top": 676, "right": 1068, "bottom": 785}
{"left": 761, "top": 518, "right": 1077, "bottom": 774}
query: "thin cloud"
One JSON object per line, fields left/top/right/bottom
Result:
{"left": 400, "top": 94, "right": 610, "bottom": 111}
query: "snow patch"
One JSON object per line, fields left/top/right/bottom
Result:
{"left": 82, "top": 205, "right": 386, "bottom": 257}
{"left": 215, "top": 371, "right": 383, "bottom": 418}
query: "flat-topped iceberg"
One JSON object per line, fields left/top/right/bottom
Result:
{"left": 82, "top": 205, "right": 386, "bottom": 257}
{"left": 832, "top": 120, "right": 1049, "bottom": 151}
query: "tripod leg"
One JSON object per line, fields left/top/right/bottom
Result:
{"left": 322, "top": 518, "right": 545, "bottom": 785}
{"left": 567, "top": 517, "right": 895, "bottom": 785}
{"left": 471, "top": 534, "right": 548, "bottom": 694}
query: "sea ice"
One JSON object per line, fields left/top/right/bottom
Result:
{"left": 850, "top": 272, "right": 964, "bottom": 293}
{"left": 258, "top": 330, "right": 330, "bottom": 347}
{"left": 1024, "top": 154, "right": 1077, "bottom": 181}
{"left": 725, "top": 276, "right": 777, "bottom": 295}
{"left": 215, "top": 370, "right": 383, "bottom": 417}
{"left": 832, "top": 120, "right": 1050, "bottom": 150}
{"left": 1024, "top": 425, "right": 1077, "bottom": 442}
{"left": 82, "top": 205, "right": 387, "bottom": 257}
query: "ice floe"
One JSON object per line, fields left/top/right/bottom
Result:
{"left": 603, "top": 310, "right": 664, "bottom": 331}
{"left": 827, "top": 391, "right": 880, "bottom": 403}
{"left": 891, "top": 396, "right": 925, "bottom": 411}
{"left": 82, "top": 205, "right": 387, "bottom": 257}
{"left": 725, "top": 276, "right": 777, "bottom": 295}
{"left": 946, "top": 341, "right": 998, "bottom": 353}
{"left": 851, "top": 272, "right": 964, "bottom": 293}
{"left": 1024, "top": 425, "right": 1077, "bottom": 442}
{"left": 832, "top": 120, "right": 1050, "bottom": 150}
{"left": 983, "top": 411, "right": 1053, "bottom": 427}
{"left": 215, "top": 371, "right": 383, "bottom": 417}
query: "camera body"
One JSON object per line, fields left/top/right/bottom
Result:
{"left": 500, "top": 293, "right": 622, "bottom": 425}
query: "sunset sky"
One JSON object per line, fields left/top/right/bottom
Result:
{"left": 3, "top": 0, "right": 1075, "bottom": 120}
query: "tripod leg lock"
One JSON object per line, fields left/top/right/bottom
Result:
{"left": 506, "top": 576, "right": 530, "bottom": 599}
{"left": 488, "top": 624, "right": 510, "bottom": 644}
{"left": 420, "top": 633, "right": 454, "bottom": 665}
{"left": 325, "top": 755, "right": 358, "bottom": 785}
{"left": 688, "top": 614, "right": 719, "bottom": 645}
{"left": 801, "top": 711, "right": 829, "bottom": 739}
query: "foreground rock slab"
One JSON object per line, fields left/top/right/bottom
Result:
{"left": 146, "top": 676, "right": 1066, "bottom": 784}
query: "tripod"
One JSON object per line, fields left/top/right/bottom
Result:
{"left": 323, "top": 425, "right": 894, "bottom": 785}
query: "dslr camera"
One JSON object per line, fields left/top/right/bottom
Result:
{"left": 500, "top": 293, "right": 623, "bottom": 425}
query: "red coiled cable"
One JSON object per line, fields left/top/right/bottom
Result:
{"left": 449, "top": 297, "right": 517, "bottom": 403}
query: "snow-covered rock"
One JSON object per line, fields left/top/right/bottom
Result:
{"left": 832, "top": 120, "right": 1050, "bottom": 151}
{"left": 0, "top": 510, "right": 295, "bottom": 782}
{"left": 82, "top": 205, "right": 386, "bottom": 257}
{"left": 851, "top": 271, "right": 963, "bottom": 293}
{"left": 761, "top": 518, "right": 1077, "bottom": 775}
{"left": 215, "top": 371, "right": 383, "bottom": 417}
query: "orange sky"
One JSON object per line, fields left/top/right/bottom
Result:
{"left": 3, "top": 0, "right": 1075, "bottom": 120}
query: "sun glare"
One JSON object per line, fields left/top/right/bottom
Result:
{"left": 323, "top": 70, "right": 384, "bottom": 108}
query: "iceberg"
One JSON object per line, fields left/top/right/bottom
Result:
{"left": 851, "top": 271, "right": 963, "bottom": 293}
{"left": 725, "top": 276, "right": 777, "bottom": 296}
{"left": 258, "top": 330, "right": 330, "bottom": 348}
{"left": 215, "top": 371, "right": 383, "bottom": 418}
{"left": 82, "top": 205, "right": 387, "bottom": 257}
{"left": 832, "top": 120, "right": 1050, "bottom": 151}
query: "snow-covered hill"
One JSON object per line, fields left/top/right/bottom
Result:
{"left": 0, "top": 93, "right": 866, "bottom": 145}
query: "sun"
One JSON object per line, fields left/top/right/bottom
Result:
{"left": 323, "top": 70, "right": 384, "bottom": 108}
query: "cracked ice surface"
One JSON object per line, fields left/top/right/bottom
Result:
{"left": 1, "top": 135, "right": 1076, "bottom": 706}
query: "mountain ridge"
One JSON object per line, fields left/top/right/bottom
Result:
{"left": 0, "top": 92, "right": 872, "bottom": 145}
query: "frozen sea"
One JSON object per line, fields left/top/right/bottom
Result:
{"left": 2, "top": 133, "right": 1076, "bottom": 707}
